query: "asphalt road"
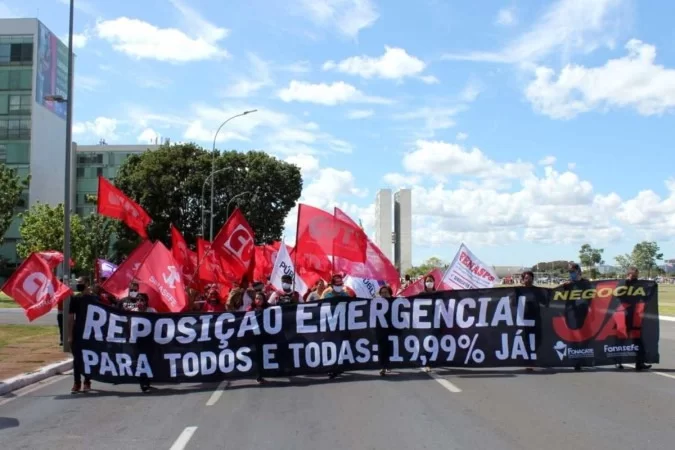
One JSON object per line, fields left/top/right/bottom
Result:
{"left": 0, "top": 319, "right": 673, "bottom": 450}
{"left": 0, "top": 309, "right": 57, "bottom": 326}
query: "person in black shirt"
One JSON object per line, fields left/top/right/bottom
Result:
{"left": 69, "top": 276, "right": 96, "bottom": 393}
{"left": 117, "top": 280, "right": 153, "bottom": 392}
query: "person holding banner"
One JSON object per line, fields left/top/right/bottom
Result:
{"left": 268, "top": 274, "right": 301, "bottom": 305}
{"left": 69, "top": 277, "right": 95, "bottom": 393}
{"left": 321, "top": 274, "right": 355, "bottom": 299}
{"left": 305, "top": 279, "right": 326, "bottom": 302}
{"left": 423, "top": 274, "right": 436, "bottom": 294}
{"left": 377, "top": 285, "right": 394, "bottom": 376}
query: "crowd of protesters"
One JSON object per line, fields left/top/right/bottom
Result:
{"left": 64, "top": 261, "right": 651, "bottom": 394}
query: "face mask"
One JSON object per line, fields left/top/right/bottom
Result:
{"left": 76, "top": 284, "right": 85, "bottom": 292}
{"left": 282, "top": 283, "right": 292, "bottom": 291}
{"left": 129, "top": 291, "right": 138, "bottom": 298}
{"left": 425, "top": 282, "right": 434, "bottom": 289}
{"left": 569, "top": 272, "right": 578, "bottom": 281}
{"left": 333, "top": 285, "right": 343, "bottom": 293}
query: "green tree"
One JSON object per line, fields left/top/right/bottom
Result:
{"left": 0, "top": 163, "right": 28, "bottom": 245}
{"left": 17, "top": 203, "right": 85, "bottom": 269}
{"left": 112, "top": 143, "right": 303, "bottom": 258}
{"left": 631, "top": 241, "right": 663, "bottom": 277}
{"left": 614, "top": 254, "right": 634, "bottom": 273}
{"left": 531, "top": 260, "right": 570, "bottom": 274}
{"left": 405, "top": 257, "right": 447, "bottom": 278}
{"left": 77, "top": 213, "right": 116, "bottom": 277}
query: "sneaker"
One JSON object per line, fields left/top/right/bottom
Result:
{"left": 422, "top": 366, "right": 431, "bottom": 373}
{"left": 615, "top": 363, "right": 624, "bottom": 370}
{"left": 256, "top": 377, "right": 265, "bottom": 384}
{"left": 635, "top": 363, "right": 652, "bottom": 371}
{"left": 83, "top": 381, "right": 92, "bottom": 392}
{"left": 141, "top": 385, "right": 151, "bottom": 393}
{"left": 328, "top": 372, "right": 338, "bottom": 379}
{"left": 379, "top": 368, "right": 386, "bottom": 377}
{"left": 71, "top": 383, "right": 81, "bottom": 393}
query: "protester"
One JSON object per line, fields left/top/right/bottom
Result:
{"left": 137, "top": 294, "right": 156, "bottom": 313}
{"left": 377, "top": 285, "right": 394, "bottom": 376}
{"left": 204, "top": 288, "right": 225, "bottom": 313}
{"left": 617, "top": 267, "right": 652, "bottom": 372}
{"left": 268, "top": 274, "right": 301, "bottom": 305}
{"left": 423, "top": 274, "right": 436, "bottom": 293}
{"left": 305, "top": 279, "right": 326, "bottom": 302}
{"left": 119, "top": 280, "right": 143, "bottom": 312}
{"left": 321, "top": 274, "right": 356, "bottom": 299}
{"left": 320, "top": 274, "right": 355, "bottom": 379}
{"left": 68, "top": 276, "right": 94, "bottom": 393}
{"left": 57, "top": 277, "right": 64, "bottom": 346}
{"left": 521, "top": 271, "right": 536, "bottom": 372}
{"left": 560, "top": 262, "right": 589, "bottom": 372}
{"left": 247, "top": 291, "right": 268, "bottom": 312}
{"left": 401, "top": 274, "right": 412, "bottom": 290}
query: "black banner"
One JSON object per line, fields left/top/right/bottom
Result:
{"left": 73, "top": 280, "right": 660, "bottom": 383}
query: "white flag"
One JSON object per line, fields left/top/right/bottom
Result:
{"left": 441, "top": 243, "right": 500, "bottom": 290}
{"left": 344, "top": 275, "right": 384, "bottom": 299}
{"left": 270, "top": 243, "right": 308, "bottom": 296}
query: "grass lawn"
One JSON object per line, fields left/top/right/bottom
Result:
{"left": 0, "top": 292, "right": 16, "bottom": 308}
{"left": 0, "top": 325, "right": 67, "bottom": 380}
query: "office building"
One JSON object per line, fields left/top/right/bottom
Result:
{"left": 374, "top": 189, "right": 393, "bottom": 261}
{"left": 0, "top": 19, "right": 69, "bottom": 262}
{"left": 74, "top": 143, "right": 161, "bottom": 216}
{"left": 394, "top": 189, "right": 412, "bottom": 274}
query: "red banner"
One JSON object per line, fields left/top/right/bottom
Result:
{"left": 211, "top": 208, "right": 255, "bottom": 283}
{"left": 101, "top": 240, "right": 153, "bottom": 299}
{"left": 133, "top": 242, "right": 187, "bottom": 313}
{"left": 170, "top": 224, "right": 198, "bottom": 288}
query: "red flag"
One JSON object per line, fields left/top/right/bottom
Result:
{"left": 211, "top": 208, "right": 255, "bottom": 282}
{"left": 290, "top": 244, "right": 332, "bottom": 287}
{"left": 170, "top": 224, "right": 198, "bottom": 288}
{"left": 398, "top": 268, "right": 450, "bottom": 296}
{"left": 1, "top": 253, "right": 72, "bottom": 321}
{"left": 197, "top": 238, "right": 231, "bottom": 285}
{"left": 133, "top": 242, "right": 187, "bottom": 313}
{"left": 102, "top": 240, "right": 153, "bottom": 299}
{"left": 252, "top": 243, "right": 280, "bottom": 282}
{"left": 296, "top": 204, "right": 367, "bottom": 263}
{"left": 97, "top": 176, "right": 152, "bottom": 239}
{"left": 333, "top": 207, "right": 400, "bottom": 293}
{"left": 36, "top": 250, "right": 75, "bottom": 269}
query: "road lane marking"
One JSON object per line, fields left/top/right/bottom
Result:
{"left": 170, "top": 426, "right": 198, "bottom": 450}
{"left": 625, "top": 364, "right": 675, "bottom": 380}
{"left": 0, "top": 373, "right": 71, "bottom": 407}
{"left": 205, "top": 380, "right": 229, "bottom": 406}
{"left": 422, "top": 369, "right": 462, "bottom": 393}
{"left": 659, "top": 316, "right": 675, "bottom": 322}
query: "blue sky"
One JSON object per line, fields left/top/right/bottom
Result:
{"left": 3, "top": 0, "right": 675, "bottom": 268}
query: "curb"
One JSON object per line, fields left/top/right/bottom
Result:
{"left": 660, "top": 316, "right": 675, "bottom": 322}
{"left": 0, "top": 358, "right": 73, "bottom": 396}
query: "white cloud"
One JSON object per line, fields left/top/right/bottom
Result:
{"left": 394, "top": 107, "right": 463, "bottom": 134}
{"left": 95, "top": 2, "right": 229, "bottom": 63}
{"left": 223, "top": 53, "right": 273, "bottom": 98}
{"left": 615, "top": 180, "right": 675, "bottom": 239}
{"left": 443, "top": 0, "right": 629, "bottom": 63}
{"left": 347, "top": 109, "right": 374, "bottom": 119}
{"left": 456, "top": 132, "right": 468, "bottom": 141}
{"left": 137, "top": 128, "right": 160, "bottom": 144}
{"left": 286, "top": 154, "right": 320, "bottom": 178}
{"left": 77, "top": 75, "right": 103, "bottom": 92}
{"left": 495, "top": 7, "right": 517, "bottom": 27}
{"left": 402, "top": 140, "right": 533, "bottom": 182}
{"left": 281, "top": 61, "right": 312, "bottom": 73}
{"left": 525, "top": 39, "right": 675, "bottom": 119}
{"left": 323, "top": 46, "right": 432, "bottom": 82}
{"left": 420, "top": 75, "right": 440, "bottom": 84}
{"left": 71, "top": 33, "right": 89, "bottom": 49}
{"left": 568, "top": 162, "right": 577, "bottom": 170}
{"left": 460, "top": 80, "right": 482, "bottom": 102}
{"left": 539, "top": 155, "right": 557, "bottom": 165}
{"left": 73, "top": 117, "right": 118, "bottom": 141}
{"left": 278, "top": 81, "right": 392, "bottom": 105}
{"left": 299, "top": 0, "right": 378, "bottom": 38}
{"left": 383, "top": 172, "right": 420, "bottom": 187}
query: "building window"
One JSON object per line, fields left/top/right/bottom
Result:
{"left": 8, "top": 43, "right": 33, "bottom": 64}
{"left": 5, "top": 142, "right": 30, "bottom": 164}
{"left": 96, "top": 167, "right": 103, "bottom": 176}
{"left": 0, "top": 44, "right": 9, "bottom": 63}
{"left": 76, "top": 167, "right": 85, "bottom": 178}
{"left": 6, "top": 119, "right": 31, "bottom": 139}
{"left": 77, "top": 153, "right": 104, "bottom": 165}
{"left": 0, "top": 143, "right": 6, "bottom": 162}
{"left": 8, "top": 95, "right": 30, "bottom": 113}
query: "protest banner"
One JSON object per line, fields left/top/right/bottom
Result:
{"left": 73, "top": 280, "right": 659, "bottom": 383}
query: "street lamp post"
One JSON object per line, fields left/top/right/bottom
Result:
{"left": 208, "top": 110, "right": 257, "bottom": 241}
{"left": 200, "top": 167, "right": 228, "bottom": 237}
{"left": 44, "top": 0, "right": 75, "bottom": 353}
{"left": 226, "top": 191, "right": 251, "bottom": 219}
